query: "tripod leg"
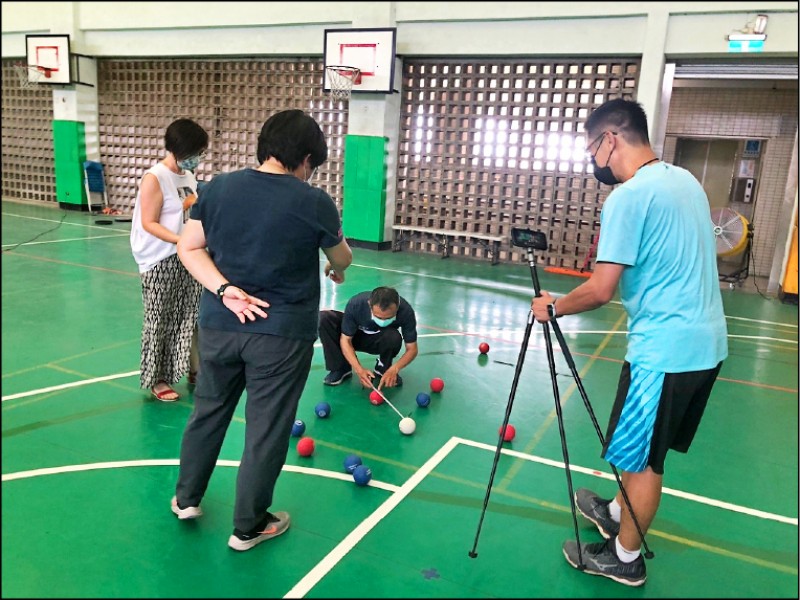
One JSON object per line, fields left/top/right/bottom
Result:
{"left": 548, "top": 316, "right": 654, "bottom": 559}
{"left": 539, "top": 318, "right": 586, "bottom": 568}
{"left": 469, "top": 312, "right": 536, "bottom": 558}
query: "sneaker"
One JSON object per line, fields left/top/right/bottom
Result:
{"left": 228, "top": 511, "right": 291, "bottom": 551}
{"left": 373, "top": 361, "right": 402, "bottom": 386}
{"left": 563, "top": 537, "right": 646, "bottom": 587}
{"left": 575, "top": 487, "right": 620, "bottom": 539}
{"left": 171, "top": 496, "right": 202, "bottom": 520}
{"left": 323, "top": 368, "right": 352, "bottom": 386}
{"left": 373, "top": 370, "right": 402, "bottom": 387}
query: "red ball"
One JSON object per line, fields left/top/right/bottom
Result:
{"left": 430, "top": 377, "right": 445, "bottom": 393}
{"left": 369, "top": 390, "right": 384, "bottom": 405}
{"left": 297, "top": 437, "right": 315, "bottom": 457}
{"left": 479, "top": 342, "right": 490, "bottom": 354}
{"left": 499, "top": 424, "right": 516, "bottom": 442}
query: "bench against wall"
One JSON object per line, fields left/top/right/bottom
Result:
{"left": 391, "top": 225, "right": 504, "bottom": 265}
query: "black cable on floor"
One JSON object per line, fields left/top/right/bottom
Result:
{"left": 2, "top": 211, "right": 68, "bottom": 253}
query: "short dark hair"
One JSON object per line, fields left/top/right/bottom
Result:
{"left": 257, "top": 109, "right": 328, "bottom": 170}
{"left": 164, "top": 119, "right": 209, "bottom": 161}
{"left": 585, "top": 98, "right": 650, "bottom": 146}
{"left": 369, "top": 287, "right": 400, "bottom": 311}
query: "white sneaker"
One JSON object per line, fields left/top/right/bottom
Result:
{"left": 171, "top": 496, "right": 202, "bottom": 520}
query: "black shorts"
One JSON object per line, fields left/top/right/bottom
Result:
{"left": 601, "top": 361, "right": 723, "bottom": 475}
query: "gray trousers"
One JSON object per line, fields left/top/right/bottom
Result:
{"left": 175, "top": 327, "right": 313, "bottom": 532}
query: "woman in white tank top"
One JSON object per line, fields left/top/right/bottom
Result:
{"left": 130, "top": 118, "right": 208, "bottom": 401}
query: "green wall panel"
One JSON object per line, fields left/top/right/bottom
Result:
{"left": 343, "top": 134, "right": 387, "bottom": 243}
{"left": 53, "top": 120, "right": 87, "bottom": 207}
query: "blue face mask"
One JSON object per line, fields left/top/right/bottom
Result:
{"left": 178, "top": 154, "right": 203, "bottom": 172}
{"left": 372, "top": 315, "right": 396, "bottom": 328}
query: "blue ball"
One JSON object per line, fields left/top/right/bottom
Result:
{"left": 315, "top": 402, "right": 331, "bottom": 418}
{"left": 343, "top": 454, "right": 362, "bottom": 474}
{"left": 291, "top": 419, "right": 305, "bottom": 437}
{"left": 353, "top": 464, "right": 372, "bottom": 486}
{"left": 416, "top": 392, "right": 431, "bottom": 408}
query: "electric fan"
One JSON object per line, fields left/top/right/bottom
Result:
{"left": 711, "top": 207, "right": 750, "bottom": 257}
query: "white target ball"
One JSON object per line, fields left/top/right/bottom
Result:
{"left": 399, "top": 417, "right": 416, "bottom": 435}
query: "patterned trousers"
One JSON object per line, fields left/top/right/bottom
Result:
{"left": 139, "top": 253, "right": 201, "bottom": 389}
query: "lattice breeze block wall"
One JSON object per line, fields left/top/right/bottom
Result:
{"left": 97, "top": 59, "right": 349, "bottom": 212}
{"left": 1, "top": 60, "right": 57, "bottom": 204}
{"left": 397, "top": 58, "right": 641, "bottom": 268}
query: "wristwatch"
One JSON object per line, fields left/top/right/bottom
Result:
{"left": 547, "top": 300, "right": 558, "bottom": 319}
{"left": 217, "top": 282, "right": 233, "bottom": 299}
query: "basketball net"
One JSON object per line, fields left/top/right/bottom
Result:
{"left": 326, "top": 66, "right": 361, "bottom": 101}
{"left": 13, "top": 63, "right": 49, "bottom": 89}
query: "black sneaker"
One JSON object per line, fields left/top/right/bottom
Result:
{"left": 562, "top": 537, "right": 646, "bottom": 587}
{"left": 323, "top": 368, "right": 352, "bottom": 386}
{"left": 228, "top": 511, "right": 290, "bottom": 552}
{"left": 575, "top": 487, "right": 620, "bottom": 539}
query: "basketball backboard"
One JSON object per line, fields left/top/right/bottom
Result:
{"left": 25, "top": 34, "right": 71, "bottom": 85}
{"left": 323, "top": 28, "right": 397, "bottom": 94}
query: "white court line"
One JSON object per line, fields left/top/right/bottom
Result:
{"left": 2, "top": 370, "right": 140, "bottom": 402}
{"left": 342, "top": 261, "right": 798, "bottom": 329}
{"left": 2, "top": 443, "right": 794, "bottom": 527}
{"left": 285, "top": 436, "right": 461, "bottom": 598}
{"left": 456, "top": 437, "right": 798, "bottom": 526}
{"left": 1, "top": 437, "right": 795, "bottom": 598}
{"left": 1, "top": 460, "right": 401, "bottom": 492}
{"left": 2, "top": 233, "right": 130, "bottom": 248}
{"left": 2, "top": 212, "right": 129, "bottom": 232}
{"left": 4, "top": 324, "right": 794, "bottom": 402}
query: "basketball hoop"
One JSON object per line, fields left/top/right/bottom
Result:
{"left": 13, "top": 63, "right": 49, "bottom": 88}
{"left": 326, "top": 65, "right": 361, "bottom": 101}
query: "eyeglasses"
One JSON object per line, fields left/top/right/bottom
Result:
{"left": 585, "top": 131, "right": 617, "bottom": 161}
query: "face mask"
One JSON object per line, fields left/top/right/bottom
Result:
{"left": 178, "top": 154, "right": 202, "bottom": 172}
{"left": 591, "top": 156, "right": 620, "bottom": 186}
{"left": 588, "top": 131, "right": 619, "bottom": 186}
{"left": 372, "top": 316, "right": 396, "bottom": 328}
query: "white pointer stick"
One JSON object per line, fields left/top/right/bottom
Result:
{"left": 369, "top": 382, "right": 405, "bottom": 419}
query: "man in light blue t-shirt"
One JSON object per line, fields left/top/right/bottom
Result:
{"left": 532, "top": 98, "right": 727, "bottom": 587}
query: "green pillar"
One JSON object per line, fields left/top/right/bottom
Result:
{"left": 342, "top": 134, "right": 387, "bottom": 244}
{"left": 53, "top": 120, "right": 87, "bottom": 209}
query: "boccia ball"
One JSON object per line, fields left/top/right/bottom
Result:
{"left": 315, "top": 401, "right": 331, "bottom": 418}
{"left": 479, "top": 342, "right": 490, "bottom": 354}
{"left": 297, "top": 437, "right": 315, "bottom": 457}
{"left": 353, "top": 464, "right": 372, "bottom": 486}
{"left": 499, "top": 424, "right": 516, "bottom": 442}
{"left": 369, "top": 390, "right": 384, "bottom": 405}
{"left": 291, "top": 419, "right": 306, "bottom": 437}
{"left": 343, "top": 454, "right": 362, "bottom": 474}
{"left": 430, "top": 377, "right": 445, "bottom": 393}
{"left": 399, "top": 417, "right": 417, "bottom": 435}
{"left": 416, "top": 392, "right": 431, "bottom": 408}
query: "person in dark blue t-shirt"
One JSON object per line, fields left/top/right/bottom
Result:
{"left": 319, "top": 286, "right": 418, "bottom": 389}
{"left": 173, "top": 109, "right": 353, "bottom": 553}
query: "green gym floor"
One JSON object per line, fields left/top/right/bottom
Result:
{"left": 2, "top": 199, "right": 798, "bottom": 598}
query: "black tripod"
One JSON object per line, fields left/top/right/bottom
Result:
{"left": 468, "top": 227, "right": 653, "bottom": 564}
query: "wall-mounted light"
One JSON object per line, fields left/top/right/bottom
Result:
{"left": 753, "top": 14, "right": 768, "bottom": 35}
{"left": 727, "top": 13, "right": 768, "bottom": 42}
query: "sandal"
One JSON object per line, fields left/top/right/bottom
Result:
{"left": 152, "top": 383, "right": 180, "bottom": 402}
